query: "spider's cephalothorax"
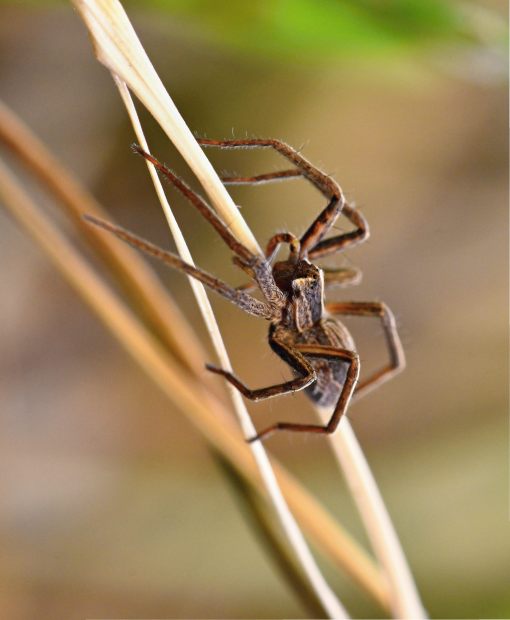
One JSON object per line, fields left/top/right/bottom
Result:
{"left": 86, "top": 138, "right": 405, "bottom": 442}
{"left": 273, "top": 258, "right": 324, "bottom": 329}
{"left": 270, "top": 256, "right": 356, "bottom": 409}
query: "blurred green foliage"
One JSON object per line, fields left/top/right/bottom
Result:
{"left": 139, "top": 0, "right": 505, "bottom": 61}
{"left": 4, "top": 0, "right": 506, "bottom": 63}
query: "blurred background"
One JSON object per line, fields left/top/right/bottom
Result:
{"left": 0, "top": 1, "right": 508, "bottom": 618}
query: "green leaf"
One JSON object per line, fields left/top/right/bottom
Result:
{"left": 142, "top": 0, "right": 502, "bottom": 61}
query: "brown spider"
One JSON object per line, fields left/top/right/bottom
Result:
{"left": 85, "top": 138, "right": 405, "bottom": 442}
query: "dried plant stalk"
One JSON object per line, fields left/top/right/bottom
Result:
{"left": 73, "top": 0, "right": 261, "bottom": 255}
{"left": 72, "top": 1, "right": 351, "bottom": 615}
{"left": 217, "top": 456, "right": 328, "bottom": 618}
{"left": 318, "top": 408, "right": 427, "bottom": 618}
{"left": 0, "top": 99, "right": 205, "bottom": 376}
{"left": 114, "top": 68, "right": 348, "bottom": 620}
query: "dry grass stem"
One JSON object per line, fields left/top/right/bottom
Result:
{"left": 73, "top": 0, "right": 349, "bottom": 613}
{"left": 0, "top": 99, "right": 205, "bottom": 376}
{"left": 219, "top": 458, "right": 328, "bottom": 618}
{"left": 73, "top": 0, "right": 261, "bottom": 256}
{"left": 113, "top": 79, "right": 349, "bottom": 618}
{"left": 326, "top": 417, "right": 427, "bottom": 618}
{"left": 114, "top": 78, "right": 236, "bottom": 401}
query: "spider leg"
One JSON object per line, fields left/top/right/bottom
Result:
{"left": 198, "top": 138, "right": 337, "bottom": 198}
{"left": 132, "top": 145, "right": 286, "bottom": 310}
{"left": 326, "top": 301, "right": 405, "bottom": 399}
{"left": 221, "top": 169, "right": 302, "bottom": 185}
{"left": 206, "top": 339, "right": 316, "bottom": 402}
{"left": 250, "top": 344, "right": 359, "bottom": 442}
{"left": 235, "top": 232, "right": 300, "bottom": 293}
{"left": 308, "top": 203, "right": 369, "bottom": 260}
{"left": 198, "top": 138, "right": 368, "bottom": 258}
{"left": 322, "top": 265, "right": 362, "bottom": 288}
{"left": 84, "top": 215, "right": 274, "bottom": 320}
{"left": 132, "top": 145, "right": 254, "bottom": 264}
{"left": 265, "top": 232, "right": 300, "bottom": 262}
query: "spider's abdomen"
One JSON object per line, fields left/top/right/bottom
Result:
{"left": 270, "top": 318, "right": 356, "bottom": 408}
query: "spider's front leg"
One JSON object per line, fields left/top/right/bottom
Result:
{"left": 84, "top": 215, "right": 275, "bottom": 320}
{"left": 197, "top": 137, "right": 369, "bottom": 258}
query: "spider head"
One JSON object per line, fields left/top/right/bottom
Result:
{"left": 273, "top": 260, "right": 324, "bottom": 326}
{"left": 272, "top": 259, "right": 322, "bottom": 295}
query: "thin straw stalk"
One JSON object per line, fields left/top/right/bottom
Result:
{"left": 114, "top": 79, "right": 349, "bottom": 619}
{"left": 73, "top": 0, "right": 348, "bottom": 613}
{"left": 318, "top": 410, "right": 427, "bottom": 618}
{"left": 217, "top": 455, "right": 328, "bottom": 618}
{"left": 0, "top": 99, "right": 205, "bottom": 376}
{"left": 73, "top": 0, "right": 261, "bottom": 256}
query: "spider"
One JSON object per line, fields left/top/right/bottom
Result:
{"left": 85, "top": 138, "right": 405, "bottom": 442}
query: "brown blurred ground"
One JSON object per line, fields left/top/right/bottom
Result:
{"left": 0, "top": 4, "right": 508, "bottom": 619}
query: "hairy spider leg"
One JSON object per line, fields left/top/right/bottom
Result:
{"left": 307, "top": 202, "right": 368, "bottom": 259}
{"left": 132, "top": 145, "right": 285, "bottom": 310}
{"left": 265, "top": 232, "right": 300, "bottom": 262}
{"left": 206, "top": 336, "right": 316, "bottom": 401}
{"left": 326, "top": 301, "right": 405, "bottom": 399}
{"left": 197, "top": 138, "right": 368, "bottom": 258}
{"left": 84, "top": 215, "right": 274, "bottom": 320}
{"left": 132, "top": 146, "right": 253, "bottom": 263}
{"left": 322, "top": 266, "right": 362, "bottom": 288}
{"left": 222, "top": 165, "right": 368, "bottom": 261}
{"left": 222, "top": 169, "right": 302, "bottom": 186}
{"left": 249, "top": 344, "right": 360, "bottom": 442}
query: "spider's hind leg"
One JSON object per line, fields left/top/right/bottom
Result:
{"left": 322, "top": 265, "right": 363, "bottom": 288}
{"left": 326, "top": 301, "right": 405, "bottom": 399}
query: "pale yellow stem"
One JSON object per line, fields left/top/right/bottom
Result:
{"left": 115, "top": 79, "right": 349, "bottom": 619}
{"left": 0, "top": 98, "right": 205, "bottom": 375}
